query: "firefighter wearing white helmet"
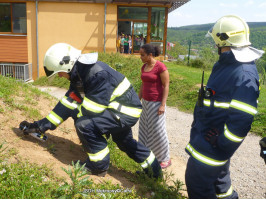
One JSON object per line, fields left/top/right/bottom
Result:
{"left": 185, "top": 15, "right": 264, "bottom": 198}
{"left": 207, "top": 15, "right": 264, "bottom": 62}
{"left": 43, "top": 43, "right": 81, "bottom": 78}
{"left": 19, "top": 43, "right": 162, "bottom": 178}
{"left": 208, "top": 15, "right": 250, "bottom": 48}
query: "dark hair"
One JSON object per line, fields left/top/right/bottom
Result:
{"left": 141, "top": 43, "right": 160, "bottom": 57}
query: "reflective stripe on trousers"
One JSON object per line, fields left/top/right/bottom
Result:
{"left": 88, "top": 146, "right": 110, "bottom": 162}
{"left": 216, "top": 185, "right": 233, "bottom": 198}
{"left": 140, "top": 151, "right": 156, "bottom": 168}
{"left": 186, "top": 143, "right": 228, "bottom": 166}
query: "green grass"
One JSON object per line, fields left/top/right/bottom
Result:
{"left": 33, "top": 75, "right": 70, "bottom": 89}
{"left": 0, "top": 161, "right": 62, "bottom": 199}
{"left": 166, "top": 62, "right": 211, "bottom": 111}
{"left": 0, "top": 75, "right": 52, "bottom": 120}
{"left": 252, "top": 84, "right": 266, "bottom": 135}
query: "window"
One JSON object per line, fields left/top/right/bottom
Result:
{"left": 0, "top": 3, "right": 11, "bottom": 32}
{"left": 0, "top": 3, "right": 27, "bottom": 34}
{"left": 151, "top": 7, "right": 165, "bottom": 41}
{"left": 118, "top": 7, "right": 148, "bottom": 20}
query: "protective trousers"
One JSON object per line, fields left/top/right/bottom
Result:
{"left": 185, "top": 157, "right": 239, "bottom": 199}
{"left": 75, "top": 110, "right": 161, "bottom": 177}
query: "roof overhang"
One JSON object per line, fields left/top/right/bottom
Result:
{"left": 110, "top": 0, "right": 190, "bottom": 13}
{"left": 21, "top": 0, "right": 190, "bottom": 13}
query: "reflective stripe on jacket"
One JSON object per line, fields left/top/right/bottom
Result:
{"left": 38, "top": 60, "right": 142, "bottom": 132}
{"left": 76, "top": 61, "right": 142, "bottom": 121}
{"left": 37, "top": 85, "right": 82, "bottom": 132}
{"left": 186, "top": 51, "right": 260, "bottom": 165}
{"left": 78, "top": 77, "right": 142, "bottom": 118}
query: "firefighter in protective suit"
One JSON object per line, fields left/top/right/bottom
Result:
{"left": 19, "top": 43, "right": 161, "bottom": 178}
{"left": 185, "top": 15, "right": 264, "bottom": 198}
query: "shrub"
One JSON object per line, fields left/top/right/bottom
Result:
{"left": 189, "top": 58, "right": 206, "bottom": 69}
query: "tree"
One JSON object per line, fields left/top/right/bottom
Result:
{"left": 256, "top": 47, "right": 266, "bottom": 84}
{"left": 199, "top": 47, "right": 219, "bottom": 69}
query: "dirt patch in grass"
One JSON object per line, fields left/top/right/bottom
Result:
{"left": 1, "top": 88, "right": 187, "bottom": 197}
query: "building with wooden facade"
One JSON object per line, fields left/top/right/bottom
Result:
{"left": 0, "top": 0, "right": 189, "bottom": 80}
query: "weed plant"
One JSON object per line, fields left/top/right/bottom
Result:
{"left": 53, "top": 161, "right": 94, "bottom": 198}
{"left": 54, "top": 161, "right": 141, "bottom": 199}
{"left": 108, "top": 138, "right": 186, "bottom": 198}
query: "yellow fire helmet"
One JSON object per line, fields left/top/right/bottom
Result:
{"left": 43, "top": 43, "right": 81, "bottom": 78}
{"left": 207, "top": 15, "right": 251, "bottom": 48}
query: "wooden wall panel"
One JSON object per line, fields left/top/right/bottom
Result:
{"left": 0, "top": 36, "right": 28, "bottom": 63}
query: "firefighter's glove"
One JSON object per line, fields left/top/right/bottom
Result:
{"left": 205, "top": 128, "right": 219, "bottom": 147}
{"left": 259, "top": 137, "right": 266, "bottom": 164}
{"left": 19, "top": 121, "right": 41, "bottom": 135}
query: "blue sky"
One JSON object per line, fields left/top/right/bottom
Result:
{"left": 168, "top": 0, "right": 266, "bottom": 27}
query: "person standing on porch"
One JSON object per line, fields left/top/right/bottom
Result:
{"left": 124, "top": 34, "right": 129, "bottom": 54}
{"left": 138, "top": 43, "right": 171, "bottom": 169}
{"left": 128, "top": 35, "right": 132, "bottom": 54}
{"left": 120, "top": 34, "right": 125, "bottom": 53}
{"left": 116, "top": 35, "right": 121, "bottom": 53}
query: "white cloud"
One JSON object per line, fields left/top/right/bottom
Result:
{"left": 259, "top": 2, "right": 266, "bottom": 8}
{"left": 254, "top": 13, "right": 266, "bottom": 18}
{"left": 184, "top": 14, "right": 193, "bottom": 19}
{"left": 168, "top": 12, "right": 195, "bottom": 27}
{"left": 244, "top": 0, "right": 254, "bottom": 7}
{"left": 170, "top": 11, "right": 193, "bottom": 19}
{"left": 171, "top": 11, "right": 182, "bottom": 17}
{"left": 219, "top": 3, "right": 238, "bottom": 8}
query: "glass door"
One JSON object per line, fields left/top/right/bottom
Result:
{"left": 132, "top": 22, "right": 147, "bottom": 53}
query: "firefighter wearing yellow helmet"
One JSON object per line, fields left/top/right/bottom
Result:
{"left": 19, "top": 43, "right": 162, "bottom": 178}
{"left": 185, "top": 15, "right": 264, "bottom": 198}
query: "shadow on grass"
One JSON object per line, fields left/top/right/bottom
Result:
{"left": 11, "top": 127, "right": 144, "bottom": 191}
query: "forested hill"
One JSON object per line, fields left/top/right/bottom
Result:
{"left": 167, "top": 22, "right": 266, "bottom": 49}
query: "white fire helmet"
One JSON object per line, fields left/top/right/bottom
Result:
{"left": 43, "top": 43, "right": 81, "bottom": 78}
{"left": 207, "top": 15, "right": 264, "bottom": 62}
{"left": 207, "top": 15, "right": 250, "bottom": 48}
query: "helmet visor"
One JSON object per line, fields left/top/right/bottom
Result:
{"left": 44, "top": 66, "right": 54, "bottom": 77}
{"left": 206, "top": 27, "right": 213, "bottom": 38}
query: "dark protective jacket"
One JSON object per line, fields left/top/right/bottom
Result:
{"left": 186, "top": 51, "right": 260, "bottom": 166}
{"left": 37, "top": 55, "right": 142, "bottom": 132}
